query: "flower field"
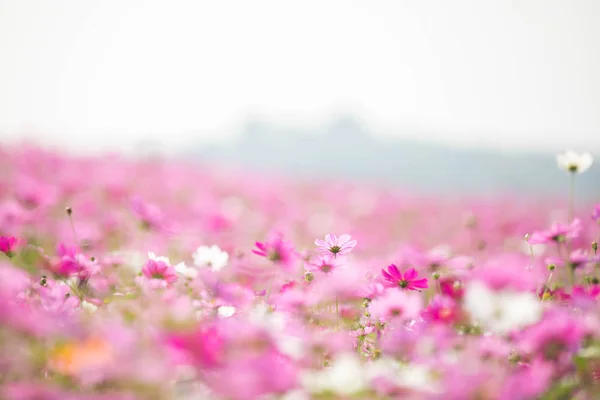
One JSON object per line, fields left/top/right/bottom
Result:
{"left": 0, "top": 145, "right": 599, "bottom": 399}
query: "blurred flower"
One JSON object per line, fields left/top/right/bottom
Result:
{"left": 301, "top": 353, "right": 367, "bottom": 395}
{"left": 0, "top": 236, "right": 18, "bottom": 257}
{"left": 370, "top": 289, "right": 422, "bottom": 321}
{"left": 175, "top": 261, "right": 199, "bottom": 279}
{"left": 80, "top": 300, "right": 98, "bottom": 314}
{"left": 464, "top": 281, "right": 541, "bottom": 334}
{"left": 306, "top": 254, "right": 340, "bottom": 274}
{"left": 527, "top": 218, "right": 582, "bottom": 244}
{"left": 381, "top": 265, "right": 428, "bottom": 291}
{"left": 141, "top": 259, "right": 177, "bottom": 285}
{"left": 556, "top": 150, "right": 593, "bottom": 173}
{"left": 592, "top": 204, "right": 600, "bottom": 223}
{"left": 192, "top": 245, "right": 229, "bottom": 272}
{"left": 130, "top": 196, "right": 164, "bottom": 230}
{"left": 49, "top": 336, "right": 113, "bottom": 376}
{"left": 148, "top": 252, "right": 170, "bottom": 264}
{"left": 314, "top": 233, "right": 357, "bottom": 256}
{"left": 422, "top": 295, "right": 460, "bottom": 324}
{"left": 166, "top": 324, "right": 224, "bottom": 368}
{"left": 217, "top": 305, "right": 236, "bottom": 318}
{"left": 518, "top": 311, "right": 589, "bottom": 360}
{"left": 253, "top": 233, "right": 296, "bottom": 269}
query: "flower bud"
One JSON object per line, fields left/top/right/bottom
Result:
{"left": 432, "top": 272, "right": 441, "bottom": 280}
{"left": 593, "top": 242, "right": 598, "bottom": 252}
{"left": 66, "top": 207, "right": 73, "bottom": 215}
{"left": 305, "top": 271, "right": 314, "bottom": 282}
{"left": 548, "top": 264, "right": 556, "bottom": 271}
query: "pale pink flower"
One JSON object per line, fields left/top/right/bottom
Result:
{"left": 306, "top": 254, "right": 341, "bottom": 274}
{"left": 527, "top": 218, "right": 582, "bottom": 244}
{"left": 141, "top": 259, "right": 177, "bottom": 285}
{"left": 314, "top": 233, "right": 357, "bottom": 256}
{"left": 252, "top": 233, "right": 296, "bottom": 269}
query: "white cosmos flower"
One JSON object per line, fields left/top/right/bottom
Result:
{"left": 556, "top": 150, "right": 593, "bottom": 174}
{"left": 217, "top": 305, "right": 236, "bottom": 318}
{"left": 148, "top": 252, "right": 171, "bottom": 264}
{"left": 366, "top": 358, "right": 439, "bottom": 394}
{"left": 174, "top": 262, "right": 198, "bottom": 279}
{"left": 464, "top": 281, "right": 542, "bottom": 335}
{"left": 192, "top": 245, "right": 229, "bottom": 272}
{"left": 301, "top": 353, "right": 367, "bottom": 395}
{"left": 80, "top": 300, "right": 98, "bottom": 313}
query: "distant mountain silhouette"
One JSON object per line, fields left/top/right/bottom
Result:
{"left": 186, "top": 116, "right": 600, "bottom": 198}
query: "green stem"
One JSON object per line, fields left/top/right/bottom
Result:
{"left": 569, "top": 265, "right": 575, "bottom": 288}
{"left": 335, "top": 297, "right": 339, "bottom": 327}
{"left": 541, "top": 272, "right": 553, "bottom": 302}
{"left": 265, "top": 274, "right": 274, "bottom": 303}
{"left": 568, "top": 172, "right": 575, "bottom": 224}
{"left": 68, "top": 213, "right": 80, "bottom": 250}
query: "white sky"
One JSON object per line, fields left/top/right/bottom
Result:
{"left": 0, "top": 0, "right": 599, "bottom": 153}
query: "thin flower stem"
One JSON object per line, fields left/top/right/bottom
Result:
{"left": 594, "top": 245, "right": 599, "bottom": 277}
{"left": 541, "top": 272, "right": 553, "bottom": 302}
{"left": 335, "top": 296, "right": 340, "bottom": 327}
{"left": 68, "top": 212, "right": 80, "bottom": 250}
{"left": 568, "top": 172, "right": 575, "bottom": 224}
{"left": 265, "top": 273, "right": 275, "bottom": 303}
{"left": 528, "top": 244, "right": 535, "bottom": 266}
{"left": 569, "top": 266, "right": 575, "bottom": 288}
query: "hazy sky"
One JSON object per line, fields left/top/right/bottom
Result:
{"left": 1, "top": 0, "right": 599, "bottom": 153}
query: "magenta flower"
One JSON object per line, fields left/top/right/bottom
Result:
{"left": 381, "top": 264, "right": 428, "bottom": 291}
{"left": 0, "top": 236, "right": 18, "bottom": 258}
{"left": 52, "top": 243, "right": 87, "bottom": 277}
{"left": 130, "top": 196, "right": 165, "bottom": 231}
{"left": 141, "top": 259, "right": 177, "bottom": 285}
{"left": 527, "top": 219, "right": 582, "bottom": 244}
{"left": 166, "top": 324, "right": 224, "bottom": 368}
{"left": 252, "top": 233, "right": 296, "bottom": 268}
{"left": 422, "top": 295, "right": 459, "bottom": 324}
{"left": 314, "top": 233, "right": 357, "bottom": 257}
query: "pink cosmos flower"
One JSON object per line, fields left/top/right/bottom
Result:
{"left": 359, "top": 281, "right": 385, "bottom": 299}
{"left": 500, "top": 359, "right": 554, "bottom": 400}
{"left": 0, "top": 236, "right": 18, "bottom": 257}
{"left": 166, "top": 324, "right": 224, "bottom": 368}
{"left": 306, "top": 254, "right": 340, "bottom": 274}
{"left": 369, "top": 289, "right": 422, "bottom": 321}
{"left": 527, "top": 218, "right": 582, "bottom": 244}
{"left": 422, "top": 295, "right": 460, "bottom": 324}
{"left": 572, "top": 284, "right": 600, "bottom": 301}
{"left": 252, "top": 233, "right": 296, "bottom": 269}
{"left": 518, "top": 310, "right": 589, "bottom": 360}
{"left": 440, "top": 277, "right": 464, "bottom": 299}
{"left": 381, "top": 264, "right": 428, "bottom": 291}
{"left": 141, "top": 259, "right": 177, "bottom": 285}
{"left": 314, "top": 233, "right": 357, "bottom": 256}
{"left": 53, "top": 243, "right": 85, "bottom": 276}
{"left": 592, "top": 204, "right": 600, "bottom": 223}
{"left": 130, "top": 196, "right": 165, "bottom": 231}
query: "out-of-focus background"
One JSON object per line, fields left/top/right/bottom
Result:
{"left": 1, "top": 0, "right": 599, "bottom": 196}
